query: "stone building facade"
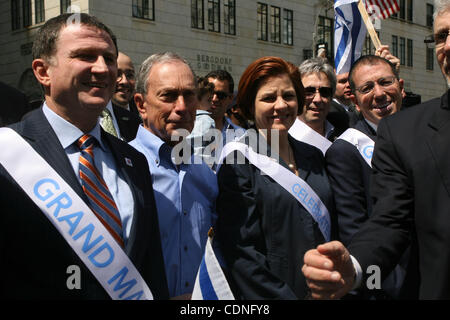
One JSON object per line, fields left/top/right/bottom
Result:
{"left": 0, "top": 0, "right": 445, "bottom": 103}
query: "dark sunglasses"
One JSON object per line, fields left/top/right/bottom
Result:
{"left": 304, "top": 86, "right": 333, "bottom": 98}
{"left": 213, "top": 91, "right": 230, "bottom": 100}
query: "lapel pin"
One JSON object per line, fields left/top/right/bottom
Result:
{"left": 125, "top": 157, "right": 133, "bottom": 167}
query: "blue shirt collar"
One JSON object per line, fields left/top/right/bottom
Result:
{"left": 134, "top": 125, "right": 167, "bottom": 165}
{"left": 42, "top": 102, "right": 106, "bottom": 151}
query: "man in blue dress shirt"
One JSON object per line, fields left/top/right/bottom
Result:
{"left": 130, "top": 52, "right": 218, "bottom": 299}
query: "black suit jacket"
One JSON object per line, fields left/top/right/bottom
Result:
{"left": 325, "top": 119, "right": 376, "bottom": 245}
{"left": 112, "top": 103, "right": 141, "bottom": 142}
{"left": 0, "top": 108, "right": 169, "bottom": 299}
{"left": 0, "top": 81, "right": 30, "bottom": 127}
{"left": 216, "top": 135, "right": 337, "bottom": 299}
{"left": 327, "top": 100, "right": 360, "bottom": 138}
{"left": 348, "top": 90, "right": 450, "bottom": 299}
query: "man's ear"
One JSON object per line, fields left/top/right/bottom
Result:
{"left": 399, "top": 78, "right": 406, "bottom": 99}
{"left": 134, "top": 93, "right": 147, "bottom": 119}
{"left": 32, "top": 59, "right": 51, "bottom": 88}
{"left": 351, "top": 94, "right": 361, "bottom": 113}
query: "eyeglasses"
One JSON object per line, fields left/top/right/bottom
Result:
{"left": 117, "top": 70, "right": 135, "bottom": 80}
{"left": 354, "top": 76, "right": 397, "bottom": 94}
{"left": 304, "top": 86, "right": 333, "bottom": 99}
{"left": 213, "top": 91, "right": 230, "bottom": 100}
{"left": 424, "top": 30, "right": 450, "bottom": 49}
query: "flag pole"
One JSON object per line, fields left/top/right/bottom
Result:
{"left": 357, "top": 0, "right": 382, "bottom": 50}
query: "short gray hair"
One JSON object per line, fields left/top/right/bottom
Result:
{"left": 298, "top": 57, "right": 337, "bottom": 96}
{"left": 135, "top": 52, "right": 196, "bottom": 95}
{"left": 434, "top": 0, "right": 450, "bottom": 20}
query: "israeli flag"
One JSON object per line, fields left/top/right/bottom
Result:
{"left": 192, "top": 229, "right": 235, "bottom": 300}
{"left": 334, "top": 0, "right": 367, "bottom": 74}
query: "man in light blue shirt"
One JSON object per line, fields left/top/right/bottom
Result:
{"left": 130, "top": 52, "right": 218, "bottom": 299}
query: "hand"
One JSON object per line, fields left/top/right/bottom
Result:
{"left": 375, "top": 45, "right": 400, "bottom": 73}
{"left": 302, "top": 241, "right": 356, "bottom": 299}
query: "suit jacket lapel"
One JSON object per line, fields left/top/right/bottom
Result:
{"left": 427, "top": 91, "right": 450, "bottom": 196}
{"left": 18, "top": 109, "right": 86, "bottom": 199}
{"left": 354, "top": 119, "right": 377, "bottom": 140}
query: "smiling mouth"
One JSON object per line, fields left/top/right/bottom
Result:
{"left": 85, "top": 82, "right": 108, "bottom": 89}
{"left": 373, "top": 102, "right": 391, "bottom": 110}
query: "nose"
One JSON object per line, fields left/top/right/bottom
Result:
{"left": 92, "top": 56, "right": 109, "bottom": 74}
{"left": 117, "top": 73, "right": 128, "bottom": 85}
{"left": 312, "top": 90, "right": 324, "bottom": 104}
{"left": 174, "top": 95, "right": 188, "bottom": 113}
{"left": 372, "top": 82, "right": 386, "bottom": 99}
{"left": 274, "top": 96, "right": 288, "bottom": 110}
{"left": 444, "top": 32, "right": 450, "bottom": 53}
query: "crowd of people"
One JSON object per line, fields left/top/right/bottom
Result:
{"left": 1, "top": 0, "right": 450, "bottom": 300}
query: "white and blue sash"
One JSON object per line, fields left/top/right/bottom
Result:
{"left": 218, "top": 141, "right": 331, "bottom": 242}
{"left": 338, "top": 128, "right": 375, "bottom": 167}
{"left": 0, "top": 128, "right": 153, "bottom": 300}
{"left": 288, "top": 118, "right": 332, "bottom": 155}
{"left": 192, "top": 230, "right": 235, "bottom": 300}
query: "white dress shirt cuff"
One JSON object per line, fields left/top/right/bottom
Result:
{"left": 350, "top": 255, "right": 363, "bottom": 291}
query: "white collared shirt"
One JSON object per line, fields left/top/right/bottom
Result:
{"left": 42, "top": 103, "right": 135, "bottom": 243}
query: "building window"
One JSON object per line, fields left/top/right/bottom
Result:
{"left": 11, "top": 0, "right": 21, "bottom": 30}
{"left": 407, "top": 39, "right": 413, "bottom": 67}
{"left": 35, "top": 0, "right": 45, "bottom": 24}
{"left": 407, "top": 0, "right": 413, "bottom": 21}
{"left": 257, "top": 3, "right": 268, "bottom": 41}
{"left": 426, "top": 47, "right": 434, "bottom": 70}
{"left": 399, "top": 37, "right": 405, "bottom": 65}
{"left": 363, "top": 32, "right": 379, "bottom": 55}
{"left": 317, "top": 16, "right": 333, "bottom": 61}
{"left": 399, "top": 0, "right": 413, "bottom": 22}
{"left": 399, "top": 0, "right": 405, "bottom": 19}
{"left": 23, "top": 0, "right": 31, "bottom": 27}
{"left": 426, "top": 3, "right": 434, "bottom": 27}
{"left": 191, "top": 0, "right": 204, "bottom": 29}
{"left": 208, "top": 0, "right": 220, "bottom": 32}
{"left": 224, "top": 0, "right": 235, "bottom": 35}
{"left": 60, "top": 0, "right": 71, "bottom": 14}
{"left": 392, "top": 35, "right": 398, "bottom": 58}
{"left": 283, "top": 9, "right": 293, "bottom": 46}
{"left": 132, "top": 0, "right": 154, "bottom": 21}
{"left": 270, "top": 6, "right": 281, "bottom": 43}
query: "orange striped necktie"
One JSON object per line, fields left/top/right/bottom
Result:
{"left": 77, "top": 134, "right": 125, "bottom": 248}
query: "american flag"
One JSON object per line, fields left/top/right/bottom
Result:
{"left": 365, "top": 0, "right": 400, "bottom": 20}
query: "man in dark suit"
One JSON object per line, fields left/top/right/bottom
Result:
{"left": 325, "top": 55, "right": 406, "bottom": 299}
{"left": 0, "top": 13, "right": 168, "bottom": 299}
{"left": 326, "top": 55, "right": 403, "bottom": 247}
{"left": 100, "top": 52, "right": 140, "bottom": 142}
{"left": 327, "top": 71, "right": 360, "bottom": 136}
{"left": 302, "top": 0, "right": 450, "bottom": 299}
{"left": 0, "top": 81, "right": 30, "bottom": 127}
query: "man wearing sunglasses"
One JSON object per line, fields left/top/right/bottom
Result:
{"left": 303, "top": 0, "right": 450, "bottom": 300}
{"left": 297, "top": 58, "right": 337, "bottom": 141}
{"left": 204, "top": 70, "right": 244, "bottom": 170}
{"left": 288, "top": 58, "right": 338, "bottom": 155}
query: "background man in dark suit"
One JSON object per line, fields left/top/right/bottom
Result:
{"left": 302, "top": 0, "right": 450, "bottom": 299}
{"left": 325, "top": 55, "right": 406, "bottom": 299}
{"left": 328, "top": 71, "right": 359, "bottom": 135}
{"left": 0, "top": 13, "right": 168, "bottom": 299}
{"left": 0, "top": 81, "right": 30, "bottom": 127}
{"left": 100, "top": 52, "right": 141, "bottom": 142}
